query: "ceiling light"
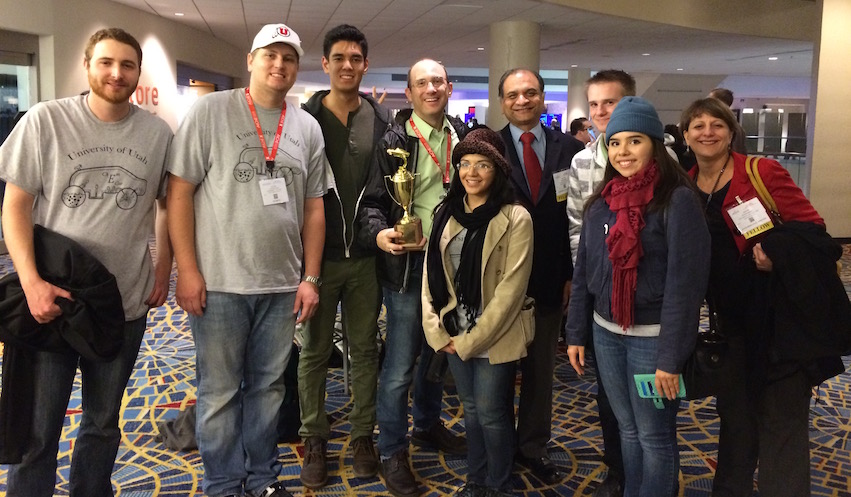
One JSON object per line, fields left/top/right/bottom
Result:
{"left": 477, "top": 47, "right": 484, "bottom": 51}
{"left": 571, "top": 64, "right": 578, "bottom": 68}
{"left": 768, "top": 56, "right": 778, "bottom": 61}
{"left": 642, "top": 53, "right": 650, "bottom": 56}
{"left": 676, "top": 68, "right": 684, "bottom": 71}
{"left": 743, "top": 108, "right": 754, "bottom": 114}
{"left": 175, "top": 12, "right": 184, "bottom": 16}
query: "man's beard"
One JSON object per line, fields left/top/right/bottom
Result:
{"left": 88, "top": 73, "right": 137, "bottom": 104}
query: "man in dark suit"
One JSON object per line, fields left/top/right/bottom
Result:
{"left": 498, "top": 68, "right": 584, "bottom": 485}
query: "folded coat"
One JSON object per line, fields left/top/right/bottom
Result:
{"left": 0, "top": 225, "right": 125, "bottom": 463}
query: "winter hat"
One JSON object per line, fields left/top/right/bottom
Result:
{"left": 605, "top": 96, "right": 664, "bottom": 145}
{"left": 251, "top": 24, "right": 304, "bottom": 57}
{"left": 451, "top": 127, "right": 510, "bottom": 176}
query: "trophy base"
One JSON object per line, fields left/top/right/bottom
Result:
{"left": 395, "top": 218, "right": 423, "bottom": 248}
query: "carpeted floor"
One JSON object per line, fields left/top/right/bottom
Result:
{"left": 1, "top": 246, "right": 850, "bottom": 497}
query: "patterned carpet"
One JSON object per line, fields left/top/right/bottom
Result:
{"left": 0, "top": 245, "right": 850, "bottom": 497}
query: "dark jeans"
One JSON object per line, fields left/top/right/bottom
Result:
{"left": 712, "top": 337, "right": 812, "bottom": 497}
{"left": 448, "top": 354, "right": 515, "bottom": 491}
{"left": 376, "top": 253, "right": 444, "bottom": 457}
{"left": 593, "top": 323, "right": 680, "bottom": 497}
{"left": 591, "top": 340, "right": 625, "bottom": 482}
{"left": 5, "top": 317, "right": 146, "bottom": 497}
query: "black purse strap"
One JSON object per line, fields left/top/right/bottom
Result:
{"left": 704, "top": 295, "right": 725, "bottom": 340}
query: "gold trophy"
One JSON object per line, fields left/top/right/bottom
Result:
{"left": 385, "top": 148, "right": 423, "bottom": 248}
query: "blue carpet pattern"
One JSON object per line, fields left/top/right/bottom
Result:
{"left": 0, "top": 245, "right": 850, "bottom": 496}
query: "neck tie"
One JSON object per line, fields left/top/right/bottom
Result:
{"left": 520, "top": 132, "right": 542, "bottom": 204}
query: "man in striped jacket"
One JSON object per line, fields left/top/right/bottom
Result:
{"left": 565, "top": 69, "right": 636, "bottom": 497}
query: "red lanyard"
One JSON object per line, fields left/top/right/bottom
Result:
{"left": 409, "top": 118, "right": 452, "bottom": 184}
{"left": 245, "top": 87, "right": 287, "bottom": 175}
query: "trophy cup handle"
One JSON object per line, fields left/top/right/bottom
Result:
{"left": 384, "top": 175, "right": 405, "bottom": 210}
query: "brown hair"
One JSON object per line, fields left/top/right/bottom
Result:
{"left": 84, "top": 28, "right": 143, "bottom": 67}
{"left": 709, "top": 88, "right": 734, "bottom": 106}
{"left": 680, "top": 98, "right": 739, "bottom": 137}
{"left": 585, "top": 69, "right": 636, "bottom": 98}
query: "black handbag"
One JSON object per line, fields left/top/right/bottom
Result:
{"left": 682, "top": 302, "right": 729, "bottom": 400}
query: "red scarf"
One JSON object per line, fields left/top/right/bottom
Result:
{"left": 600, "top": 162, "right": 659, "bottom": 330}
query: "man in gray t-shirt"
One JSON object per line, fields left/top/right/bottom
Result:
{"left": 167, "top": 23, "right": 326, "bottom": 497}
{"left": 0, "top": 28, "right": 172, "bottom": 497}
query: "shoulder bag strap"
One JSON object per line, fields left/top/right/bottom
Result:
{"left": 744, "top": 156, "right": 782, "bottom": 222}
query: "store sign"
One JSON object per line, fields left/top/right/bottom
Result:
{"left": 130, "top": 86, "right": 159, "bottom": 106}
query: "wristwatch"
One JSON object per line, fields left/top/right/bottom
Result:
{"left": 303, "top": 275, "right": 322, "bottom": 288}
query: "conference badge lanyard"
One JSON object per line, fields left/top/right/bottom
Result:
{"left": 727, "top": 195, "right": 774, "bottom": 239}
{"left": 409, "top": 118, "right": 452, "bottom": 188}
{"left": 245, "top": 88, "right": 289, "bottom": 206}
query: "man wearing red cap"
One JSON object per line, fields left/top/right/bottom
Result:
{"left": 167, "top": 23, "right": 327, "bottom": 497}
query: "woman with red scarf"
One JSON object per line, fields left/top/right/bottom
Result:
{"left": 565, "top": 97, "right": 710, "bottom": 497}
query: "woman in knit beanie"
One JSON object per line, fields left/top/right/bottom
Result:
{"left": 422, "top": 127, "right": 534, "bottom": 496}
{"left": 564, "top": 97, "right": 711, "bottom": 497}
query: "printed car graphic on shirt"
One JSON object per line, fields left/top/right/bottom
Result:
{"left": 62, "top": 165, "right": 147, "bottom": 210}
{"left": 232, "top": 146, "right": 302, "bottom": 184}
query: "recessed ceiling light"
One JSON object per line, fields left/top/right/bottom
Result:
{"left": 642, "top": 53, "right": 650, "bottom": 56}
{"left": 768, "top": 56, "right": 778, "bottom": 61}
{"left": 676, "top": 68, "right": 684, "bottom": 71}
{"left": 477, "top": 47, "right": 484, "bottom": 51}
{"left": 175, "top": 12, "right": 184, "bottom": 16}
{"left": 571, "top": 64, "right": 578, "bottom": 68}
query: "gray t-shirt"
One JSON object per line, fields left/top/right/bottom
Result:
{"left": 0, "top": 95, "right": 173, "bottom": 319}
{"left": 167, "top": 89, "right": 328, "bottom": 294}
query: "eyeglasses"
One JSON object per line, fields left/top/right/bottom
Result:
{"left": 458, "top": 161, "right": 494, "bottom": 171}
{"left": 412, "top": 77, "right": 447, "bottom": 89}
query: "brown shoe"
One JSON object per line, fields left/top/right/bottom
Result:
{"left": 351, "top": 435, "right": 379, "bottom": 478}
{"left": 410, "top": 422, "right": 467, "bottom": 455}
{"left": 300, "top": 436, "right": 328, "bottom": 489}
{"left": 380, "top": 449, "right": 420, "bottom": 497}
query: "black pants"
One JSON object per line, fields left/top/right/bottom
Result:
{"left": 712, "top": 337, "right": 812, "bottom": 497}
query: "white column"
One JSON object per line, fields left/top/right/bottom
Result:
{"left": 807, "top": 0, "right": 851, "bottom": 236}
{"left": 566, "top": 67, "right": 591, "bottom": 126}
{"left": 487, "top": 20, "right": 540, "bottom": 130}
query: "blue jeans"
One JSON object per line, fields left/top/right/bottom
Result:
{"left": 376, "top": 254, "right": 444, "bottom": 457}
{"left": 447, "top": 354, "right": 515, "bottom": 491}
{"left": 5, "top": 317, "right": 147, "bottom": 497}
{"left": 190, "top": 291, "right": 296, "bottom": 497}
{"left": 593, "top": 322, "right": 679, "bottom": 497}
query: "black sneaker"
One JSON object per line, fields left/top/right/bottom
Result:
{"left": 410, "top": 423, "right": 466, "bottom": 455}
{"left": 483, "top": 488, "right": 514, "bottom": 497}
{"left": 592, "top": 472, "right": 624, "bottom": 497}
{"left": 454, "top": 481, "right": 485, "bottom": 496}
{"left": 250, "top": 481, "right": 293, "bottom": 497}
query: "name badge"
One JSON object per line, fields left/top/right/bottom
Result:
{"left": 553, "top": 169, "right": 570, "bottom": 202}
{"left": 259, "top": 178, "right": 289, "bottom": 205}
{"left": 727, "top": 196, "right": 773, "bottom": 239}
